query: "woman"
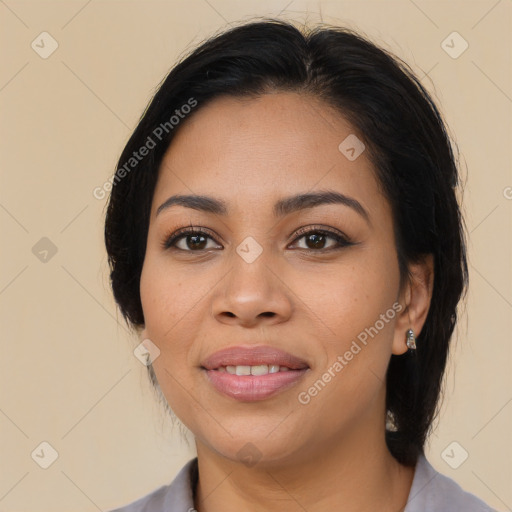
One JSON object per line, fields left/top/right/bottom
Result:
{"left": 105, "top": 19, "right": 495, "bottom": 512}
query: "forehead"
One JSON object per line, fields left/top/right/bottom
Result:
{"left": 152, "top": 92, "right": 384, "bottom": 218}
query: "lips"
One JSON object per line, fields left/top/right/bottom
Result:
{"left": 201, "top": 345, "right": 309, "bottom": 401}
{"left": 201, "top": 345, "right": 309, "bottom": 370}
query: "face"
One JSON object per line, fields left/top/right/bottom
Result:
{"left": 140, "top": 92, "right": 414, "bottom": 467}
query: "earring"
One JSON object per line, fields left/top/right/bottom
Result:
{"left": 406, "top": 329, "right": 417, "bottom": 350}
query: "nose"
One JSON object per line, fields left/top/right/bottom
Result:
{"left": 210, "top": 249, "right": 293, "bottom": 328}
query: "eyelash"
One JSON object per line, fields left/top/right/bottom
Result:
{"left": 161, "top": 225, "right": 355, "bottom": 253}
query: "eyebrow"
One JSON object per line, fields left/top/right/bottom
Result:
{"left": 156, "top": 190, "right": 370, "bottom": 223}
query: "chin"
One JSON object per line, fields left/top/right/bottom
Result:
{"left": 196, "top": 426, "right": 309, "bottom": 469}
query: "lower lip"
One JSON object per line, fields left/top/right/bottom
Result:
{"left": 203, "top": 368, "right": 309, "bottom": 401}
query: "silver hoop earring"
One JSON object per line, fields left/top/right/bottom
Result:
{"left": 406, "top": 328, "right": 417, "bottom": 350}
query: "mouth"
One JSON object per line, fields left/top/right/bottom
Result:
{"left": 216, "top": 364, "right": 297, "bottom": 375}
{"left": 201, "top": 345, "right": 310, "bottom": 401}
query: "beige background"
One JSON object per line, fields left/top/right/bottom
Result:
{"left": 0, "top": 0, "right": 511, "bottom": 510}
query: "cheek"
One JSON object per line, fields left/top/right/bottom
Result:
{"left": 140, "top": 260, "right": 200, "bottom": 420}
{"left": 302, "top": 249, "right": 401, "bottom": 381}
{"left": 140, "top": 255, "right": 201, "bottom": 333}
{"left": 296, "top": 251, "right": 399, "bottom": 331}
{"left": 139, "top": 259, "right": 197, "bottom": 373}
{"left": 294, "top": 266, "right": 400, "bottom": 435}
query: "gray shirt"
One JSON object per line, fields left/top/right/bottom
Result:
{"left": 108, "top": 454, "right": 496, "bottom": 511}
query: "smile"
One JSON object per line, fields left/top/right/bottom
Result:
{"left": 201, "top": 345, "right": 310, "bottom": 401}
{"left": 217, "top": 364, "right": 291, "bottom": 375}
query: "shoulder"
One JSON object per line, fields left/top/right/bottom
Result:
{"left": 405, "top": 453, "right": 497, "bottom": 512}
{"left": 107, "top": 457, "right": 198, "bottom": 512}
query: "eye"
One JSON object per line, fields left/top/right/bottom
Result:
{"left": 289, "top": 225, "right": 355, "bottom": 251}
{"left": 162, "top": 225, "right": 355, "bottom": 253}
{"left": 162, "top": 227, "right": 222, "bottom": 252}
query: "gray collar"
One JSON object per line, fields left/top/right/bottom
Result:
{"left": 115, "top": 453, "right": 495, "bottom": 511}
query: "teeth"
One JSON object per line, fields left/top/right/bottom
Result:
{"left": 219, "top": 364, "right": 292, "bottom": 375}
{"left": 251, "top": 365, "right": 268, "bottom": 376}
{"left": 235, "top": 365, "right": 251, "bottom": 376}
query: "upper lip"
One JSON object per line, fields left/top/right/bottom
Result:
{"left": 201, "top": 345, "right": 309, "bottom": 370}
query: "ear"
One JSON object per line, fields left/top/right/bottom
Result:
{"left": 392, "top": 254, "right": 434, "bottom": 355}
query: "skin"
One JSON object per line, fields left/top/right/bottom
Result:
{"left": 139, "top": 91, "right": 434, "bottom": 512}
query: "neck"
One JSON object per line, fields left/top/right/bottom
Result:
{"left": 193, "top": 403, "right": 416, "bottom": 512}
